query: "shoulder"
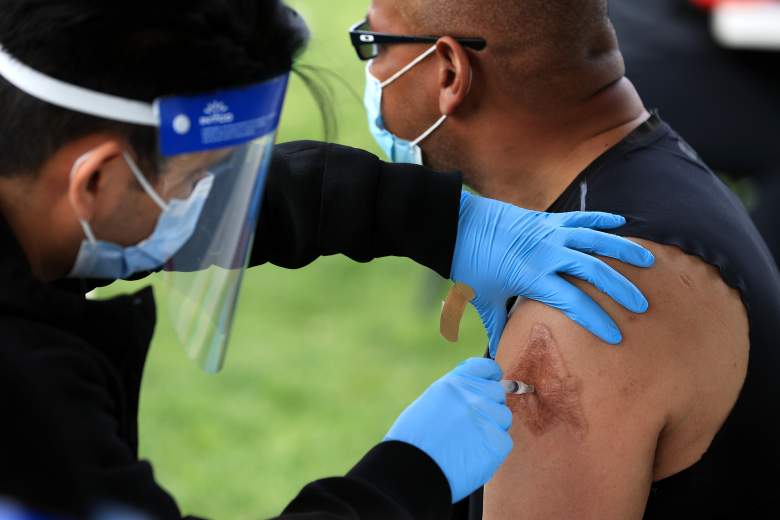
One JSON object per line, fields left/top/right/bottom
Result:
{"left": 501, "top": 238, "right": 748, "bottom": 457}
{"left": 581, "top": 124, "right": 766, "bottom": 291}
{"left": 0, "top": 315, "right": 115, "bottom": 378}
{"left": 0, "top": 315, "right": 124, "bottom": 437}
{"left": 485, "top": 239, "right": 748, "bottom": 519}
{"left": 587, "top": 136, "right": 726, "bottom": 210}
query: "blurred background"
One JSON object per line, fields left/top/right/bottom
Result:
{"left": 97, "top": 0, "right": 488, "bottom": 518}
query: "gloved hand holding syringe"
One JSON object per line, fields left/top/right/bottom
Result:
{"left": 385, "top": 358, "right": 536, "bottom": 504}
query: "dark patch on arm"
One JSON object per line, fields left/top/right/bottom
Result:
{"left": 506, "top": 323, "right": 588, "bottom": 440}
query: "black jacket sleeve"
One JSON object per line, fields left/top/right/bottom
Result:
{"left": 1, "top": 336, "right": 188, "bottom": 520}
{"left": 250, "top": 141, "right": 462, "bottom": 279}
{"left": 274, "top": 441, "right": 452, "bottom": 520}
{"left": 1, "top": 316, "right": 453, "bottom": 520}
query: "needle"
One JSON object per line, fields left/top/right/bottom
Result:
{"left": 501, "top": 379, "right": 535, "bottom": 395}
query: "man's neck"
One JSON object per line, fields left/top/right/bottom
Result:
{"left": 469, "top": 78, "right": 649, "bottom": 211}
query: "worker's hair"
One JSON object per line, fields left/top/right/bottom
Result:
{"left": 0, "top": 0, "right": 312, "bottom": 178}
{"left": 400, "top": 0, "right": 620, "bottom": 106}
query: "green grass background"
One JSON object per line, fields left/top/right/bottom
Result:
{"left": 97, "top": 1, "right": 487, "bottom": 518}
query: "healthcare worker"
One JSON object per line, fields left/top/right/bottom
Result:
{"left": 0, "top": 1, "right": 655, "bottom": 518}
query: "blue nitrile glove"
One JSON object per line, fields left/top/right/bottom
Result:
{"left": 385, "top": 358, "right": 513, "bottom": 503}
{"left": 452, "top": 191, "right": 655, "bottom": 357}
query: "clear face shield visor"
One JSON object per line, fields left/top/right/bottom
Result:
{"left": 0, "top": 45, "right": 289, "bottom": 373}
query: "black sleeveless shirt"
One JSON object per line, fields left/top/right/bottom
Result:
{"left": 457, "top": 114, "right": 780, "bottom": 519}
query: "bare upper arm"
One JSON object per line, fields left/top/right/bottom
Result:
{"left": 483, "top": 239, "right": 749, "bottom": 520}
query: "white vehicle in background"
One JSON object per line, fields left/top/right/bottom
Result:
{"left": 709, "top": 0, "right": 780, "bottom": 50}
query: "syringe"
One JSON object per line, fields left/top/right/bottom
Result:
{"left": 501, "top": 379, "right": 535, "bottom": 395}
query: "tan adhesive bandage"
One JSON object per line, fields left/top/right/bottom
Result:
{"left": 440, "top": 283, "right": 476, "bottom": 342}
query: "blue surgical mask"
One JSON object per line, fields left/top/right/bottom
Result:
{"left": 364, "top": 45, "right": 448, "bottom": 165}
{"left": 68, "top": 151, "right": 214, "bottom": 280}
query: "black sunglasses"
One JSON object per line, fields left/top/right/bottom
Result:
{"left": 348, "top": 19, "right": 486, "bottom": 61}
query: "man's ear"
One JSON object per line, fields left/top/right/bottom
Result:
{"left": 435, "top": 36, "right": 474, "bottom": 117}
{"left": 67, "top": 140, "right": 124, "bottom": 223}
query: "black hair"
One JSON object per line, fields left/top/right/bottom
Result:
{"left": 0, "top": 0, "right": 311, "bottom": 177}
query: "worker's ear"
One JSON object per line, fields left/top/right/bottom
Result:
{"left": 435, "top": 37, "right": 474, "bottom": 117}
{"left": 67, "top": 140, "right": 124, "bottom": 223}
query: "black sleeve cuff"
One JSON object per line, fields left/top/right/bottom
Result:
{"left": 318, "top": 143, "right": 462, "bottom": 279}
{"left": 373, "top": 162, "right": 462, "bottom": 279}
{"left": 254, "top": 141, "right": 462, "bottom": 279}
{"left": 347, "top": 441, "right": 452, "bottom": 519}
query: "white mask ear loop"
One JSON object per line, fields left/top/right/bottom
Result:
{"left": 411, "top": 61, "right": 474, "bottom": 147}
{"left": 380, "top": 45, "right": 438, "bottom": 88}
{"left": 122, "top": 151, "right": 169, "bottom": 211}
{"left": 69, "top": 151, "right": 170, "bottom": 243}
{"left": 69, "top": 152, "right": 98, "bottom": 244}
{"left": 411, "top": 115, "right": 448, "bottom": 146}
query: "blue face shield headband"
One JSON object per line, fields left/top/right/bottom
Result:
{"left": 0, "top": 44, "right": 289, "bottom": 373}
{"left": 364, "top": 45, "right": 448, "bottom": 165}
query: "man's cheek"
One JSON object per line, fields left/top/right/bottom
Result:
{"left": 381, "top": 88, "right": 416, "bottom": 140}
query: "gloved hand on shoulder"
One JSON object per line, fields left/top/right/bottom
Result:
{"left": 452, "top": 191, "right": 654, "bottom": 357}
